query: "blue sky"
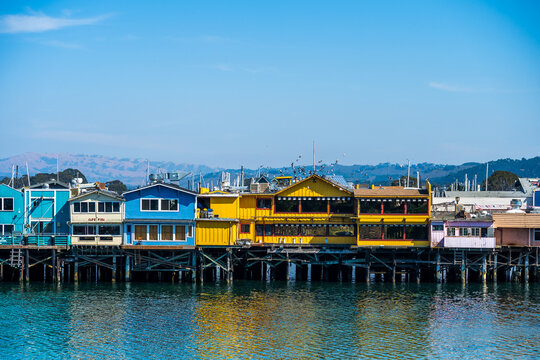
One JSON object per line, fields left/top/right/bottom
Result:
{"left": 0, "top": 1, "right": 539, "bottom": 168}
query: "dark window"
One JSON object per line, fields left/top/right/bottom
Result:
{"left": 169, "top": 199, "right": 178, "bottom": 211}
{"left": 98, "top": 202, "right": 105, "bottom": 212}
{"left": 89, "top": 202, "right": 96, "bottom": 212}
{"left": 407, "top": 200, "right": 428, "bottom": 214}
{"left": 81, "top": 202, "right": 88, "bottom": 213}
{"left": 274, "top": 225, "right": 299, "bottom": 236}
{"left": 358, "top": 226, "right": 383, "bottom": 239}
{"left": 301, "top": 198, "right": 328, "bottom": 213}
{"left": 359, "top": 200, "right": 381, "bottom": 214}
{"left": 385, "top": 225, "right": 403, "bottom": 239}
{"left": 74, "top": 203, "right": 81, "bottom": 213}
{"left": 255, "top": 225, "right": 273, "bottom": 236}
{"left": 113, "top": 202, "right": 120, "bottom": 212}
{"left": 432, "top": 225, "right": 444, "bottom": 231}
{"left": 98, "top": 225, "right": 120, "bottom": 235}
{"left": 330, "top": 199, "right": 354, "bottom": 214}
{"left": 535, "top": 230, "right": 540, "bottom": 241}
{"left": 126, "top": 225, "right": 131, "bottom": 232}
{"left": 2, "top": 225, "right": 14, "bottom": 235}
{"left": 256, "top": 198, "right": 272, "bottom": 209}
{"left": 105, "top": 202, "right": 113, "bottom": 213}
{"left": 275, "top": 198, "right": 299, "bottom": 213}
{"left": 3, "top": 198, "right": 14, "bottom": 211}
{"left": 73, "top": 225, "right": 86, "bottom": 235}
{"left": 329, "top": 225, "right": 354, "bottom": 236}
{"left": 142, "top": 199, "right": 150, "bottom": 211}
{"left": 240, "top": 224, "right": 250, "bottom": 233}
{"left": 405, "top": 226, "right": 428, "bottom": 240}
{"left": 383, "top": 199, "right": 405, "bottom": 214}
{"left": 300, "top": 225, "right": 327, "bottom": 236}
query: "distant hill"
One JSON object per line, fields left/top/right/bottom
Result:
{"left": 0, "top": 153, "right": 538, "bottom": 187}
{"left": 0, "top": 153, "right": 218, "bottom": 186}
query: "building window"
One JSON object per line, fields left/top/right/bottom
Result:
{"left": 161, "top": 225, "right": 173, "bottom": 240}
{"left": 432, "top": 224, "right": 444, "bottom": 231}
{"left": 447, "top": 227, "right": 456, "bottom": 236}
{"left": 256, "top": 224, "right": 274, "bottom": 236}
{"left": 141, "top": 198, "right": 178, "bottom": 212}
{"left": 383, "top": 199, "right": 405, "bottom": 214}
{"left": 301, "top": 198, "right": 328, "bottom": 213}
{"left": 135, "top": 225, "right": 146, "bottom": 240}
{"left": 240, "top": 224, "right": 251, "bottom": 234}
{"left": 385, "top": 225, "right": 403, "bottom": 239}
{"left": 175, "top": 225, "right": 186, "bottom": 241}
{"left": 0, "top": 198, "right": 14, "bottom": 212}
{"left": 461, "top": 228, "right": 469, "bottom": 236}
{"left": 329, "top": 225, "right": 354, "bottom": 236}
{"left": 149, "top": 225, "right": 158, "bottom": 240}
{"left": 359, "top": 200, "right": 382, "bottom": 214}
{"left": 73, "top": 225, "right": 96, "bottom": 236}
{"left": 300, "top": 224, "right": 326, "bottom": 236}
{"left": 0, "top": 224, "right": 14, "bottom": 235}
{"left": 330, "top": 198, "right": 354, "bottom": 214}
{"left": 471, "top": 228, "right": 480, "bottom": 237}
{"left": 31, "top": 221, "right": 53, "bottom": 234}
{"left": 407, "top": 199, "right": 428, "bottom": 214}
{"left": 534, "top": 229, "right": 540, "bottom": 242}
{"left": 98, "top": 225, "right": 120, "bottom": 236}
{"left": 275, "top": 198, "right": 299, "bottom": 213}
{"left": 256, "top": 198, "right": 272, "bottom": 209}
{"left": 97, "top": 202, "right": 121, "bottom": 213}
{"left": 74, "top": 202, "right": 97, "bottom": 213}
{"left": 405, "top": 225, "right": 428, "bottom": 240}
{"left": 358, "top": 225, "right": 382, "bottom": 239}
{"left": 74, "top": 203, "right": 80, "bottom": 213}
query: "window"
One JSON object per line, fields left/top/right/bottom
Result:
{"left": 383, "top": 199, "right": 405, "bottom": 214}
{"left": 0, "top": 224, "right": 14, "bottom": 235}
{"left": 432, "top": 224, "right": 444, "bottom": 231}
{"left": 149, "top": 225, "right": 158, "bottom": 240}
{"left": 406, "top": 199, "right": 428, "bottom": 214}
{"left": 73, "top": 225, "right": 96, "bottom": 236}
{"left": 74, "top": 202, "right": 97, "bottom": 213}
{"left": 358, "top": 225, "right": 382, "bottom": 239}
{"left": 471, "top": 228, "right": 480, "bottom": 237}
{"left": 256, "top": 198, "right": 272, "bottom": 209}
{"left": 447, "top": 227, "right": 456, "bottom": 236}
{"left": 98, "top": 225, "right": 120, "bottom": 236}
{"left": 329, "top": 225, "right": 354, "bottom": 236}
{"left": 31, "top": 221, "right": 53, "bottom": 234}
{"left": 534, "top": 229, "right": 540, "bottom": 242}
{"left": 81, "top": 202, "right": 88, "bottom": 213}
{"left": 162, "top": 225, "right": 173, "bottom": 240}
{"left": 275, "top": 198, "right": 299, "bottom": 213}
{"left": 240, "top": 224, "right": 251, "bottom": 234}
{"left": 301, "top": 198, "right": 328, "bottom": 213}
{"left": 405, "top": 226, "right": 428, "bottom": 240}
{"left": 461, "top": 227, "right": 469, "bottom": 236}
{"left": 135, "top": 225, "right": 146, "bottom": 240}
{"left": 330, "top": 198, "right": 354, "bottom": 214}
{"left": 256, "top": 224, "right": 274, "bottom": 236}
{"left": 0, "top": 198, "right": 14, "bottom": 212}
{"left": 359, "top": 200, "right": 382, "bottom": 214}
{"left": 385, "top": 225, "right": 403, "bottom": 239}
{"left": 300, "top": 225, "right": 326, "bottom": 236}
{"left": 98, "top": 202, "right": 120, "bottom": 213}
{"left": 74, "top": 203, "right": 80, "bottom": 213}
{"left": 142, "top": 198, "right": 178, "bottom": 211}
{"left": 175, "top": 225, "right": 186, "bottom": 241}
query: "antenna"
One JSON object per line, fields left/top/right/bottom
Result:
{"left": 25, "top": 161, "right": 31, "bottom": 187}
{"left": 313, "top": 140, "right": 316, "bottom": 174}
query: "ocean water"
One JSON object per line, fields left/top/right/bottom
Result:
{"left": 0, "top": 281, "right": 538, "bottom": 359}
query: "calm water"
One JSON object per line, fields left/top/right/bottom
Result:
{"left": 0, "top": 281, "right": 538, "bottom": 359}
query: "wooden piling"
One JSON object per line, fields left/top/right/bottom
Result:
{"left": 24, "top": 249, "right": 30, "bottom": 282}
{"left": 112, "top": 255, "right": 117, "bottom": 283}
{"left": 74, "top": 257, "right": 79, "bottom": 282}
{"left": 52, "top": 249, "right": 57, "bottom": 282}
{"left": 125, "top": 255, "right": 131, "bottom": 282}
{"left": 524, "top": 251, "right": 530, "bottom": 283}
{"left": 481, "top": 254, "right": 487, "bottom": 284}
{"left": 436, "top": 252, "right": 442, "bottom": 283}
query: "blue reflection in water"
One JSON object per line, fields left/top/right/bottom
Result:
{"left": 0, "top": 282, "right": 538, "bottom": 359}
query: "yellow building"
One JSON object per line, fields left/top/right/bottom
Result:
{"left": 239, "top": 174, "right": 357, "bottom": 245}
{"left": 196, "top": 192, "right": 239, "bottom": 246}
{"left": 354, "top": 183, "right": 431, "bottom": 247}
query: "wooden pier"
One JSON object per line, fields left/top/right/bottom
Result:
{"left": 0, "top": 245, "right": 538, "bottom": 284}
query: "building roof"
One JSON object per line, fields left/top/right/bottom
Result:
{"left": 69, "top": 189, "right": 124, "bottom": 202}
{"left": 275, "top": 174, "right": 353, "bottom": 196}
{"left": 26, "top": 180, "right": 70, "bottom": 190}
{"left": 492, "top": 212, "right": 540, "bottom": 228}
{"left": 354, "top": 187, "right": 428, "bottom": 197}
{"left": 123, "top": 182, "right": 197, "bottom": 196}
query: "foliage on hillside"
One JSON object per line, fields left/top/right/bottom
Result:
{"left": 0, "top": 168, "right": 87, "bottom": 188}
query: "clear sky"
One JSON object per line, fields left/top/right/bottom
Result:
{"left": 1, "top": 1, "right": 539, "bottom": 168}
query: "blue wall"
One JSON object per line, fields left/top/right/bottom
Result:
{"left": 535, "top": 189, "right": 540, "bottom": 207}
{"left": 0, "top": 184, "right": 24, "bottom": 240}
{"left": 124, "top": 184, "right": 196, "bottom": 245}
{"left": 24, "top": 188, "right": 70, "bottom": 235}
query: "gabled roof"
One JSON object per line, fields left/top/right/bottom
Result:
{"left": 26, "top": 180, "right": 70, "bottom": 190}
{"left": 275, "top": 174, "right": 353, "bottom": 196}
{"left": 123, "top": 182, "right": 197, "bottom": 196}
{"left": 69, "top": 189, "right": 124, "bottom": 202}
{"left": 0, "top": 183, "right": 23, "bottom": 194}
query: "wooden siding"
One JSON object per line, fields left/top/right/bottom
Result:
{"left": 277, "top": 177, "right": 352, "bottom": 198}
{"left": 196, "top": 220, "right": 238, "bottom": 246}
{"left": 442, "top": 237, "right": 496, "bottom": 249}
{"left": 492, "top": 213, "right": 540, "bottom": 228}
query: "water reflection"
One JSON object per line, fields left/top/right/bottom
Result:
{"left": 0, "top": 282, "right": 537, "bottom": 359}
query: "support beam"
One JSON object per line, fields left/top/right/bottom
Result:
{"left": 74, "top": 257, "right": 79, "bottom": 283}
{"left": 25, "top": 249, "right": 30, "bottom": 283}
{"left": 524, "top": 251, "right": 530, "bottom": 283}
{"left": 125, "top": 255, "right": 131, "bottom": 282}
{"left": 481, "top": 254, "right": 487, "bottom": 284}
{"left": 112, "top": 255, "right": 117, "bottom": 283}
{"left": 493, "top": 253, "right": 498, "bottom": 283}
{"left": 52, "top": 249, "right": 57, "bottom": 282}
{"left": 436, "top": 252, "right": 442, "bottom": 283}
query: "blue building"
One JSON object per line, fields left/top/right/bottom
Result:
{"left": 23, "top": 181, "right": 71, "bottom": 246}
{"left": 123, "top": 183, "right": 197, "bottom": 246}
{"left": 0, "top": 184, "right": 24, "bottom": 244}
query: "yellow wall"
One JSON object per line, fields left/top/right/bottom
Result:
{"left": 255, "top": 235, "right": 356, "bottom": 245}
{"left": 356, "top": 240, "right": 429, "bottom": 247}
{"left": 196, "top": 220, "right": 238, "bottom": 246}
{"left": 209, "top": 196, "right": 239, "bottom": 219}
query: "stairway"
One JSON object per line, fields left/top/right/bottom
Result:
{"left": 9, "top": 249, "right": 22, "bottom": 268}
{"left": 454, "top": 251, "right": 464, "bottom": 265}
